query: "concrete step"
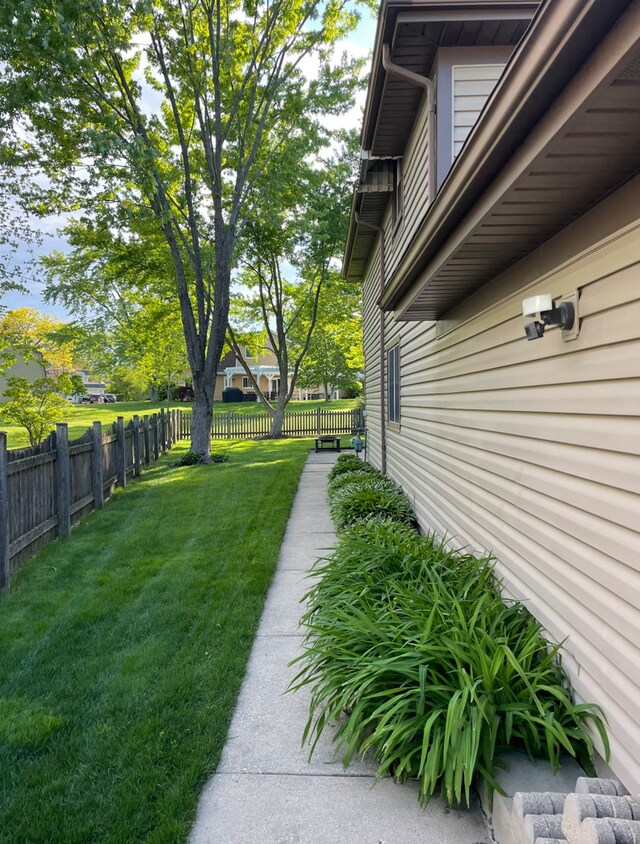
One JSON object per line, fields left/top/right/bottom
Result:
{"left": 563, "top": 793, "right": 640, "bottom": 841}
{"left": 576, "top": 779, "right": 631, "bottom": 797}
{"left": 578, "top": 817, "right": 640, "bottom": 844}
{"left": 514, "top": 792, "right": 567, "bottom": 820}
{"left": 524, "top": 814, "right": 566, "bottom": 842}
{"left": 534, "top": 839, "right": 566, "bottom": 844}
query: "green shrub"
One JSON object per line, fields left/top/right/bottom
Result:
{"left": 330, "top": 485, "right": 416, "bottom": 531}
{"left": 175, "top": 449, "right": 230, "bottom": 466}
{"left": 327, "top": 455, "right": 377, "bottom": 482}
{"left": 175, "top": 450, "right": 203, "bottom": 466}
{"left": 292, "top": 522, "right": 607, "bottom": 807}
{"left": 328, "top": 471, "right": 399, "bottom": 500}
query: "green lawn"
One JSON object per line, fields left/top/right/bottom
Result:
{"left": 0, "top": 439, "right": 312, "bottom": 842}
{"left": 0, "top": 398, "right": 359, "bottom": 449}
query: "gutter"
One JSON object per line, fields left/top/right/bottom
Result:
{"left": 381, "top": 43, "right": 436, "bottom": 207}
{"left": 379, "top": 0, "right": 633, "bottom": 312}
{"left": 342, "top": 43, "right": 437, "bottom": 281}
{"left": 355, "top": 212, "right": 387, "bottom": 475}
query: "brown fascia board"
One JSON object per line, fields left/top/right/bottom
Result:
{"left": 342, "top": 188, "right": 363, "bottom": 281}
{"left": 379, "top": 0, "right": 635, "bottom": 311}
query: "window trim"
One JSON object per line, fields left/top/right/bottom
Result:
{"left": 242, "top": 375, "right": 251, "bottom": 389}
{"left": 387, "top": 344, "right": 400, "bottom": 425}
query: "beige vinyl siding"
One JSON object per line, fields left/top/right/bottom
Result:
{"left": 361, "top": 92, "right": 434, "bottom": 465}
{"left": 452, "top": 63, "right": 505, "bottom": 157}
{"left": 362, "top": 175, "right": 640, "bottom": 795}
{"left": 362, "top": 248, "right": 383, "bottom": 469}
{"left": 385, "top": 98, "right": 432, "bottom": 282}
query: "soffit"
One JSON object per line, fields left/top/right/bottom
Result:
{"left": 369, "top": 12, "right": 532, "bottom": 156}
{"left": 399, "top": 43, "right": 640, "bottom": 319}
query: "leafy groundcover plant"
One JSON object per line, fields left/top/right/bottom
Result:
{"left": 328, "top": 470, "right": 401, "bottom": 500}
{"left": 327, "top": 453, "right": 378, "bottom": 482}
{"left": 291, "top": 519, "right": 608, "bottom": 807}
{"left": 329, "top": 484, "right": 416, "bottom": 531}
{"left": 174, "top": 449, "right": 230, "bottom": 466}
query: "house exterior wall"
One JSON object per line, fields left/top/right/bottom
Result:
{"left": 361, "top": 172, "right": 640, "bottom": 794}
{"left": 375, "top": 97, "right": 433, "bottom": 286}
{"left": 0, "top": 350, "right": 47, "bottom": 402}
{"left": 214, "top": 374, "right": 225, "bottom": 401}
{"left": 433, "top": 46, "right": 512, "bottom": 186}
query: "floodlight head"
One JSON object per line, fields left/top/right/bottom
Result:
{"left": 522, "top": 294, "right": 553, "bottom": 318}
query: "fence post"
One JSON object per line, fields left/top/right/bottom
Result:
{"left": 316, "top": 406, "right": 321, "bottom": 436}
{"left": 56, "top": 423, "right": 71, "bottom": 538}
{"left": 226, "top": 411, "right": 231, "bottom": 440}
{"left": 92, "top": 421, "right": 104, "bottom": 510}
{"left": 132, "top": 415, "right": 141, "bottom": 477}
{"left": 0, "top": 433, "right": 10, "bottom": 592}
{"left": 143, "top": 415, "right": 151, "bottom": 465}
{"left": 152, "top": 414, "right": 159, "bottom": 461}
{"left": 160, "top": 409, "right": 166, "bottom": 452}
{"left": 116, "top": 416, "right": 126, "bottom": 488}
{"left": 172, "top": 410, "right": 177, "bottom": 445}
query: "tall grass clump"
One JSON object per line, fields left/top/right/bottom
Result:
{"left": 292, "top": 520, "right": 607, "bottom": 807}
{"left": 327, "top": 454, "right": 377, "bottom": 482}
{"left": 329, "top": 484, "right": 416, "bottom": 531}
{"left": 328, "top": 471, "right": 401, "bottom": 500}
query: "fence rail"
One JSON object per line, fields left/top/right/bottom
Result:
{"left": 0, "top": 409, "right": 185, "bottom": 591}
{"left": 0, "top": 406, "right": 362, "bottom": 592}
{"left": 210, "top": 407, "right": 363, "bottom": 440}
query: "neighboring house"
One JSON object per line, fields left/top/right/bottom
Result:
{"left": 0, "top": 348, "right": 47, "bottom": 402}
{"left": 215, "top": 348, "right": 344, "bottom": 401}
{"left": 74, "top": 370, "right": 107, "bottom": 401}
{"left": 345, "top": 0, "right": 640, "bottom": 795}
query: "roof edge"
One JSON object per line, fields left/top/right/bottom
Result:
{"left": 380, "top": 0, "right": 634, "bottom": 310}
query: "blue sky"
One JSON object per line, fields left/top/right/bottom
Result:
{"left": 2, "top": 9, "right": 377, "bottom": 321}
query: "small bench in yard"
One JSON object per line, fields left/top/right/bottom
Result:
{"left": 314, "top": 436, "right": 341, "bottom": 453}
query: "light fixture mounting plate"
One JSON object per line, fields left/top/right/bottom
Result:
{"left": 561, "top": 289, "right": 580, "bottom": 341}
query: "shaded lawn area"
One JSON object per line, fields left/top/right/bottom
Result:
{"left": 0, "top": 398, "right": 359, "bottom": 448}
{"left": 0, "top": 439, "right": 312, "bottom": 843}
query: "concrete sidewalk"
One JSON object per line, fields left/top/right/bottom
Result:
{"left": 190, "top": 451, "right": 492, "bottom": 844}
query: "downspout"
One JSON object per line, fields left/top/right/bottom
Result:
{"left": 355, "top": 212, "right": 387, "bottom": 475}
{"left": 381, "top": 43, "right": 436, "bottom": 205}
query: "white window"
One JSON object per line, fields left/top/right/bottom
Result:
{"left": 387, "top": 345, "right": 400, "bottom": 423}
{"left": 242, "top": 376, "right": 251, "bottom": 389}
{"left": 452, "top": 63, "right": 505, "bottom": 158}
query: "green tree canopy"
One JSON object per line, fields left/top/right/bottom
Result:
{"left": 0, "top": 0, "right": 368, "bottom": 456}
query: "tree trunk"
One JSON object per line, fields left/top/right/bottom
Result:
{"left": 269, "top": 393, "right": 288, "bottom": 438}
{"left": 191, "top": 380, "right": 213, "bottom": 458}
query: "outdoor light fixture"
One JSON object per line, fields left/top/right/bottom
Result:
{"left": 522, "top": 293, "right": 577, "bottom": 341}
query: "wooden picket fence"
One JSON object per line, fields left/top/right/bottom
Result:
{"left": 210, "top": 407, "right": 363, "bottom": 439}
{"left": 0, "top": 409, "right": 187, "bottom": 591}
{"left": 0, "top": 406, "right": 362, "bottom": 592}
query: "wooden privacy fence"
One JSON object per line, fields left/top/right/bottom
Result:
{"left": 0, "top": 406, "right": 361, "bottom": 592}
{"left": 210, "top": 407, "right": 364, "bottom": 439}
{"left": 0, "top": 409, "right": 187, "bottom": 591}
